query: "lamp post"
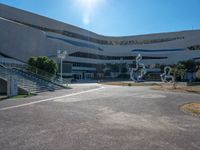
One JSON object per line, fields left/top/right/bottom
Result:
{"left": 57, "top": 50, "right": 67, "bottom": 84}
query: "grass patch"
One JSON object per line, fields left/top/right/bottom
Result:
{"left": 101, "top": 82, "right": 158, "bottom": 86}
{"left": 152, "top": 85, "right": 200, "bottom": 94}
{"left": 180, "top": 102, "right": 200, "bottom": 116}
{"left": 0, "top": 93, "right": 36, "bottom": 100}
{"left": 10, "top": 94, "right": 36, "bottom": 99}
{"left": 0, "top": 95, "right": 7, "bottom": 101}
{"left": 186, "top": 86, "right": 200, "bottom": 94}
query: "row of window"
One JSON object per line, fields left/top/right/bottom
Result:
{"left": 132, "top": 48, "right": 185, "bottom": 53}
{"left": 69, "top": 52, "right": 168, "bottom": 60}
{"left": 114, "top": 37, "right": 184, "bottom": 45}
{"left": 47, "top": 35, "right": 104, "bottom": 51}
{"left": 188, "top": 45, "right": 200, "bottom": 50}
{"left": 193, "top": 57, "right": 200, "bottom": 60}
{"left": 5, "top": 17, "right": 184, "bottom": 46}
{"left": 65, "top": 61, "right": 97, "bottom": 68}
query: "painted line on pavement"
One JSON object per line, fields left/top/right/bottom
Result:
{"left": 0, "top": 86, "right": 105, "bottom": 111}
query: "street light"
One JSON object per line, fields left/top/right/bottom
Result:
{"left": 57, "top": 50, "right": 67, "bottom": 84}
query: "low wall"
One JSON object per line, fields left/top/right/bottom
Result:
{"left": 187, "top": 82, "right": 200, "bottom": 86}
{"left": 18, "top": 88, "right": 28, "bottom": 95}
{"left": 0, "top": 78, "right": 28, "bottom": 95}
{"left": 0, "top": 78, "right": 7, "bottom": 94}
{"left": 161, "top": 82, "right": 200, "bottom": 88}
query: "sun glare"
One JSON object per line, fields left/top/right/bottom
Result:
{"left": 77, "top": 0, "right": 99, "bottom": 10}
{"left": 73, "top": 0, "right": 105, "bottom": 25}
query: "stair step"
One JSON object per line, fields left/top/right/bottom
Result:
{"left": 0, "top": 66, "right": 65, "bottom": 94}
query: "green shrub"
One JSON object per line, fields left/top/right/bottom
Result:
{"left": 28, "top": 56, "right": 58, "bottom": 75}
{"left": 196, "top": 69, "right": 200, "bottom": 80}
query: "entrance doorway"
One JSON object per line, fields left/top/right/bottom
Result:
{"left": 73, "top": 73, "right": 82, "bottom": 80}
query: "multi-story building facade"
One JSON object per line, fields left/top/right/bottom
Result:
{"left": 0, "top": 4, "right": 200, "bottom": 79}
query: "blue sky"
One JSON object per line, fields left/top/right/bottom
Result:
{"left": 0, "top": 0, "right": 200, "bottom": 36}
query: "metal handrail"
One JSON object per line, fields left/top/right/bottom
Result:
{"left": 13, "top": 65, "right": 69, "bottom": 87}
{"left": 0, "top": 66, "right": 62, "bottom": 93}
{"left": 0, "top": 57, "right": 69, "bottom": 85}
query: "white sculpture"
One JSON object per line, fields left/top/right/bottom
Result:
{"left": 129, "top": 54, "right": 147, "bottom": 82}
{"left": 160, "top": 66, "right": 174, "bottom": 83}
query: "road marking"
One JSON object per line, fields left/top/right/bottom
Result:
{"left": 0, "top": 86, "right": 105, "bottom": 111}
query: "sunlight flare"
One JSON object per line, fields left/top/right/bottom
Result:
{"left": 73, "top": 0, "right": 106, "bottom": 25}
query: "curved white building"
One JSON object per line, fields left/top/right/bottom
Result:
{"left": 0, "top": 3, "right": 200, "bottom": 79}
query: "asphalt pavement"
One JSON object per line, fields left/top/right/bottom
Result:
{"left": 0, "top": 83, "right": 200, "bottom": 150}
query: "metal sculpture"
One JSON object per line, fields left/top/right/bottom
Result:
{"left": 129, "top": 54, "right": 147, "bottom": 82}
{"left": 160, "top": 66, "right": 174, "bottom": 82}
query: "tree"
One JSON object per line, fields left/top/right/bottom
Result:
{"left": 179, "top": 60, "right": 196, "bottom": 72}
{"left": 196, "top": 69, "right": 200, "bottom": 80}
{"left": 108, "top": 64, "right": 119, "bottom": 72}
{"left": 172, "top": 63, "right": 187, "bottom": 88}
{"left": 28, "top": 57, "right": 37, "bottom": 67}
{"left": 28, "top": 56, "right": 58, "bottom": 75}
{"left": 195, "top": 63, "right": 200, "bottom": 71}
{"left": 48, "top": 59, "right": 58, "bottom": 74}
{"left": 28, "top": 57, "right": 37, "bottom": 72}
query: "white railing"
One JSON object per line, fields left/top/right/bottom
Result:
{"left": 0, "top": 57, "right": 26, "bottom": 68}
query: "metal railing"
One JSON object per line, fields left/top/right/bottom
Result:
{"left": 0, "top": 61, "right": 70, "bottom": 86}
{"left": 16, "top": 65, "right": 70, "bottom": 87}
{"left": 0, "top": 56, "right": 71, "bottom": 88}
{"left": 0, "top": 66, "right": 64, "bottom": 94}
{"left": 0, "top": 57, "right": 26, "bottom": 68}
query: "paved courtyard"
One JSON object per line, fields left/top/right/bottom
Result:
{"left": 0, "top": 83, "right": 200, "bottom": 150}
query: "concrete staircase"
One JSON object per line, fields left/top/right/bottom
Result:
{"left": 0, "top": 65, "right": 65, "bottom": 94}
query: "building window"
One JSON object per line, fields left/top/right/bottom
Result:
{"left": 188, "top": 45, "right": 200, "bottom": 50}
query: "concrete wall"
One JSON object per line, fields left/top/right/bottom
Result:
{"left": 0, "top": 78, "right": 7, "bottom": 94}
{"left": 0, "top": 78, "right": 28, "bottom": 95}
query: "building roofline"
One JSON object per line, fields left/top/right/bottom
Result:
{"left": 0, "top": 3, "right": 200, "bottom": 40}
